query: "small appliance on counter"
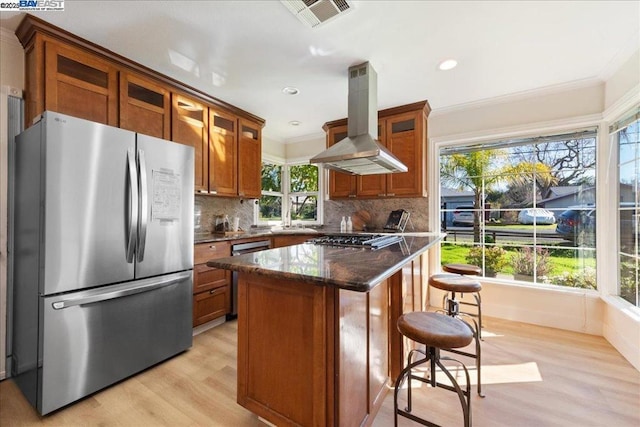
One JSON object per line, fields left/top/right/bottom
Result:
{"left": 383, "top": 209, "right": 411, "bottom": 232}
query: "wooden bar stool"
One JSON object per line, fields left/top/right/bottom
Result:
{"left": 429, "top": 273, "right": 484, "bottom": 397}
{"left": 394, "top": 312, "right": 473, "bottom": 427}
{"left": 442, "top": 263, "right": 483, "bottom": 339}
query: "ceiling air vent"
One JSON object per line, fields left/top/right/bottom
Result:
{"left": 281, "top": 0, "right": 354, "bottom": 28}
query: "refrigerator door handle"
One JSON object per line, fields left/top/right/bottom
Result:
{"left": 137, "top": 148, "right": 148, "bottom": 262}
{"left": 51, "top": 271, "right": 191, "bottom": 310}
{"left": 126, "top": 148, "right": 139, "bottom": 263}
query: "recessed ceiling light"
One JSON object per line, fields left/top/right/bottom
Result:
{"left": 289, "top": 121, "right": 301, "bottom": 126}
{"left": 282, "top": 86, "right": 300, "bottom": 95}
{"left": 437, "top": 59, "right": 458, "bottom": 71}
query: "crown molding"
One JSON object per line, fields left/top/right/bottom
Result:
{"left": 602, "top": 83, "right": 640, "bottom": 123}
{"left": 430, "top": 78, "right": 603, "bottom": 118}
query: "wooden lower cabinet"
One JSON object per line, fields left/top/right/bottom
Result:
{"left": 271, "top": 234, "right": 320, "bottom": 248}
{"left": 236, "top": 272, "right": 391, "bottom": 427}
{"left": 193, "top": 242, "right": 231, "bottom": 327}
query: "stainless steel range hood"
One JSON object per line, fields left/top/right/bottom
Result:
{"left": 310, "top": 62, "right": 408, "bottom": 175}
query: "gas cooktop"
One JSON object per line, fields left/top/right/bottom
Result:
{"left": 308, "top": 234, "right": 403, "bottom": 250}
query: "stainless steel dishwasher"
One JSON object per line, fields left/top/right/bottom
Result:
{"left": 228, "top": 240, "right": 271, "bottom": 319}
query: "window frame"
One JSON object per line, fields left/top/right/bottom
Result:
{"left": 430, "top": 121, "right": 602, "bottom": 294}
{"left": 255, "top": 158, "right": 323, "bottom": 226}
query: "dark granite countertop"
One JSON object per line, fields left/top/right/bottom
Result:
{"left": 194, "top": 228, "right": 322, "bottom": 244}
{"left": 206, "top": 233, "right": 444, "bottom": 292}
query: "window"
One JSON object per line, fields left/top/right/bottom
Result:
{"left": 289, "top": 164, "right": 319, "bottom": 223}
{"left": 614, "top": 110, "right": 639, "bottom": 307}
{"left": 257, "top": 161, "right": 321, "bottom": 225}
{"left": 258, "top": 162, "right": 283, "bottom": 223}
{"left": 439, "top": 129, "right": 598, "bottom": 290}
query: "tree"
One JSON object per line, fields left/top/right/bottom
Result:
{"left": 441, "top": 150, "right": 504, "bottom": 242}
{"left": 289, "top": 164, "right": 318, "bottom": 220}
{"left": 512, "top": 139, "right": 595, "bottom": 196}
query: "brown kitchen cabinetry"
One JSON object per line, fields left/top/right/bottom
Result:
{"left": 171, "top": 93, "right": 209, "bottom": 192}
{"left": 193, "top": 241, "right": 231, "bottom": 327}
{"left": 324, "top": 101, "right": 430, "bottom": 199}
{"left": 326, "top": 125, "right": 357, "bottom": 198}
{"left": 43, "top": 39, "right": 119, "bottom": 126}
{"left": 119, "top": 71, "right": 170, "bottom": 139}
{"left": 271, "top": 234, "right": 319, "bottom": 248}
{"left": 238, "top": 119, "right": 262, "bottom": 198}
{"left": 16, "top": 14, "right": 265, "bottom": 200}
{"left": 208, "top": 109, "right": 238, "bottom": 196}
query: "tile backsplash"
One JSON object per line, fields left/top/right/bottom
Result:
{"left": 324, "top": 197, "right": 430, "bottom": 231}
{"left": 195, "top": 196, "right": 255, "bottom": 233}
{"left": 195, "top": 195, "right": 430, "bottom": 233}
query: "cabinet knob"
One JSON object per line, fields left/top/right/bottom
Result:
{"left": 348, "top": 194, "right": 356, "bottom": 198}
{"left": 378, "top": 193, "right": 386, "bottom": 197}
{"left": 387, "top": 193, "right": 395, "bottom": 197}
{"left": 197, "top": 190, "right": 209, "bottom": 194}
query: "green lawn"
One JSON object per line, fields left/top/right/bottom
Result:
{"left": 440, "top": 242, "right": 596, "bottom": 281}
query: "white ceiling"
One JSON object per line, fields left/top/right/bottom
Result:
{"left": 1, "top": 1, "right": 639, "bottom": 143}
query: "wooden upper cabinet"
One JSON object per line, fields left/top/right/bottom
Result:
{"left": 327, "top": 125, "right": 357, "bottom": 199}
{"left": 209, "top": 109, "right": 238, "bottom": 196}
{"left": 238, "top": 119, "right": 262, "bottom": 199}
{"left": 16, "top": 15, "right": 266, "bottom": 200}
{"left": 324, "top": 101, "right": 429, "bottom": 199}
{"left": 172, "top": 93, "right": 208, "bottom": 193}
{"left": 356, "top": 122, "right": 387, "bottom": 197}
{"left": 120, "top": 72, "right": 170, "bottom": 139}
{"left": 44, "top": 40, "right": 118, "bottom": 126}
{"left": 386, "top": 110, "right": 424, "bottom": 197}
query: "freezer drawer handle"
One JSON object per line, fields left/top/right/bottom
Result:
{"left": 125, "top": 148, "right": 139, "bottom": 263}
{"left": 137, "top": 149, "right": 148, "bottom": 262}
{"left": 51, "top": 271, "right": 191, "bottom": 310}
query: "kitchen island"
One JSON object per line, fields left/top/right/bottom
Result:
{"left": 207, "top": 233, "right": 443, "bottom": 427}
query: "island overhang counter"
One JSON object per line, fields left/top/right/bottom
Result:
{"left": 207, "top": 233, "right": 444, "bottom": 427}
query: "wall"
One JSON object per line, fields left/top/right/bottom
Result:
{"left": 604, "top": 49, "right": 640, "bottom": 111}
{"left": 195, "top": 196, "right": 255, "bottom": 234}
{"left": 426, "top": 53, "right": 640, "bottom": 370}
{"left": 324, "top": 198, "right": 429, "bottom": 231}
{"left": 0, "top": 28, "right": 25, "bottom": 380}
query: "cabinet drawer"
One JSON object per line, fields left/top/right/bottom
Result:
{"left": 194, "top": 264, "right": 229, "bottom": 293}
{"left": 193, "top": 286, "right": 229, "bottom": 326}
{"left": 194, "top": 241, "right": 231, "bottom": 264}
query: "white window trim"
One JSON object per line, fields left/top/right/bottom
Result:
{"left": 428, "top": 113, "right": 603, "bottom": 288}
{"left": 255, "top": 158, "right": 323, "bottom": 226}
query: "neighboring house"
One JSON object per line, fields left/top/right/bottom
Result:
{"left": 539, "top": 186, "right": 596, "bottom": 216}
{"left": 440, "top": 188, "right": 476, "bottom": 226}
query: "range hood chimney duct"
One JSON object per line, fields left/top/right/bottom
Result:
{"left": 310, "top": 62, "right": 408, "bottom": 175}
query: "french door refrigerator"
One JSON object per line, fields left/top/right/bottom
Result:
{"left": 11, "top": 111, "right": 194, "bottom": 415}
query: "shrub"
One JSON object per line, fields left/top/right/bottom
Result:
{"left": 466, "top": 245, "right": 508, "bottom": 276}
{"left": 550, "top": 267, "right": 596, "bottom": 290}
{"left": 511, "top": 247, "right": 552, "bottom": 277}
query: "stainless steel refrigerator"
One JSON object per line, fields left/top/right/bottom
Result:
{"left": 11, "top": 111, "right": 194, "bottom": 415}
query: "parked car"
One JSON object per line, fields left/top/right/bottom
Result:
{"left": 518, "top": 208, "right": 556, "bottom": 225}
{"left": 452, "top": 205, "right": 475, "bottom": 226}
{"left": 555, "top": 207, "right": 595, "bottom": 244}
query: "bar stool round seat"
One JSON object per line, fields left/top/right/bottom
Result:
{"left": 398, "top": 311, "right": 473, "bottom": 349}
{"left": 394, "top": 312, "right": 474, "bottom": 426}
{"left": 429, "top": 273, "right": 482, "bottom": 294}
{"left": 443, "top": 263, "right": 482, "bottom": 276}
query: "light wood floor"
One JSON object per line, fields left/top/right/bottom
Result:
{"left": 1, "top": 317, "right": 638, "bottom": 426}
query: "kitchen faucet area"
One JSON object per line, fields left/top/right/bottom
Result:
{"left": 0, "top": 1, "right": 639, "bottom": 426}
